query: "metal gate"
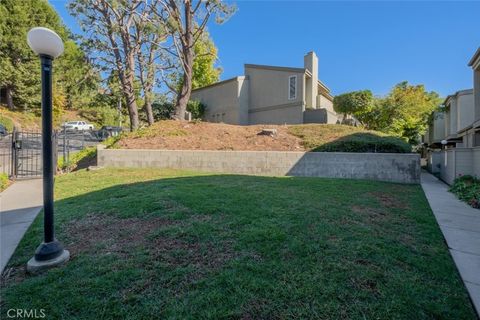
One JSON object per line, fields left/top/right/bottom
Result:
{"left": 13, "top": 130, "right": 45, "bottom": 178}
{"left": 0, "top": 129, "right": 58, "bottom": 179}
{"left": 0, "top": 128, "right": 105, "bottom": 179}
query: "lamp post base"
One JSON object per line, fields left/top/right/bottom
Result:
{"left": 27, "top": 242, "right": 69, "bottom": 274}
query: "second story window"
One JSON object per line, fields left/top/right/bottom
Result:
{"left": 288, "top": 75, "right": 297, "bottom": 100}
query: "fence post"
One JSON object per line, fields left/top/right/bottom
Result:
{"left": 10, "top": 127, "right": 16, "bottom": 179}
{"left": 66, "top": 131, "right": 70, "bottom": 164}
{"left": 63, "top": 128, "right": 66, "bottom": 165}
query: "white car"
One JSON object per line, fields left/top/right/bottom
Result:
{"left": 62, "top": 121, "right": 94, "bottom": 131}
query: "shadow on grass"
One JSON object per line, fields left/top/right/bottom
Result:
{"left": 1, "top": 170, "right": 475, "bottom": 319}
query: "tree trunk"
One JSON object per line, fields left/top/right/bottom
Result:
{"left": 125, "top": 54, "right": 139, "bottom": 131}
{"left": 124, "top": 74, "right": 139, "bottom": 131}
{"left": 174, "top": 0, "right": 194, "bottom": 121}
{"left": 6, "top": 85, "right": 14, "bottom": 110}
{"left": 174, "top": 41, "right": 194, "bottom": 120}
{"left": 144, "top": 94, "right": 154, "bottom": 125}
{"left": 126, "top": 90, "right": 139, "bottom": 131}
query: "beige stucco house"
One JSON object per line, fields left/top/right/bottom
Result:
{"left": 423, "top": 47, "right": 480, "bottom": 183}
{"left": 444, "top": 89, "right": 475, "bottom": 147}
{"left": 467, "top": 47, "right": 480, "bottom": 144}
{"left": 190, "top": 51, "right": 341, "bottom": 125}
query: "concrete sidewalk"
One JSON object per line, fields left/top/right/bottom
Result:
{"left": 421, "top": 172, "right": 480, "bottom": 316}
{"left": 0, "top": 179, "right": 43, "bottom": 273}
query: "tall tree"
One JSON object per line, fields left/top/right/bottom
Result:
{"left": 379, "top": 81, "right": 441, "bottom": 144}
{"left": 0, "top": 0, "right": 96, "bottom": 112}
{"left": 156, "top": 0, "right": 235, "bottom": 120}
{"left": 69, "top": 0, "right": 145, "bottom": 130}
{"left": 191, "top": 31, "right": 221, "bottom": 90}
{"left": 55, "top": 41, "right": 99, "bottom": 110}
{"left": 134, "top": 1, "right": 172, "bottom": 125}
{"left": 171, "top": 31, "right": 222, "bottom": 92}
{"left": 0, "top": 0, "right": 65, "bottom": 110}
{"left": 333, "top": 90, "right": 374, "bottom": 126}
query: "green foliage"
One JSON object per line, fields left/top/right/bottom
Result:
{"left": 314, "top": 133, "right": 412, "bottom": 153}
{"left": 0, "top": 173, "right": 9, "bottom": 191}
{"left": 338, "top": 82, "right": 441, "bottom": 144}
{"left": 79, "top": 106, "right": 121, "bottom": 127}
{"left": 0, "top": 114, "right": 14, "bottom": 131}
{"left": 289, "top": 124, "right": 411, "bottom": 153}
{"left": 102, "top": 135, "right": 123, "bottom": 149}
{"left": 186, "top": 100, "right": 206, "bottom": 119}
{"left": 192, "top": 32, "right": 221, "bottom": 89}
{"left": 375, "top": 82, "right": 441, "bottom": 144}
{"left": 0, "top": 0, "right": 96, "bottom": 111}
{"left": 57, "top": 146, "right": 96, "bottom": 173}
{"left": 450, "top": 175, "right": 480, "bottom": 209}
{"left": 173, "top": 31, "right": 222, "bottom": 91}
{"left": 152, "top": 101, "right": 175, "bottom": 121}
{"left": 333, "top": 90, "right": 374, "bottom": 123}
{"left": 55, "top": 41, "right": 100, "bottom": 110}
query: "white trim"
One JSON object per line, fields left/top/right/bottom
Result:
{"left": 288, "top": 75, "right": 297, "bottom": 100}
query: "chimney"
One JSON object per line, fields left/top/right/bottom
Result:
{"left": 304, "top": 51, "right": 318, "bottom": 109}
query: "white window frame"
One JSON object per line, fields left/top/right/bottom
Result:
{"left": 288, "top": 75, "right": 297, "bottom": 100}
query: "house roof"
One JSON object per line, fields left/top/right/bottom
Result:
{"left": 443, "top": 88, "right": 474, "bottom": 105}
{"left": 192, "top": 63, "right": 333, "bottom": 100}
{"left": 191, "top": 76, "right": 248, "bottom": 92}
{"left": 244, "top": 64, "right": 306, "bottom": 73}
{"left": 468, "top": 47, "right": 480, "bottom": 68}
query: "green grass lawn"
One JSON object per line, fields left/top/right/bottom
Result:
{"left": 1, "top": 168, "right": 475, "bottom": 319}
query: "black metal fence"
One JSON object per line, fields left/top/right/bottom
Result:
{"left": 0, "top": 133, "right": 13, "bottom": 177}
{"left": 57, "top": 130, "right": 101, "bottom": 167}
{"left": 0, "top": 128, "right": 105, "bottom": 179}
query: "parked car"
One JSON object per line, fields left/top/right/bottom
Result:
{"left": 62, "top": 121, "right": 94, "bottom": 131}
{"left": 98, "top": 126, "right": 122, "bottom": 140}
{"left": 0, "top": 124, "right": 8, "bottom": 136}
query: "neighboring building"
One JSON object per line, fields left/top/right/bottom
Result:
{"left": 190, "top": 51, "right": 343, "bottom": 125}
{"left": 423, "top": 47, "right": 480, "bottom": 184}
{"left": 444, "top": 89, "right": 475, "bottom": 147}
{"left": 424, "top": 111, "right": 446, "bottom": 147}
{"left": 467, "top": 47, "right": 480, "bottom": 146}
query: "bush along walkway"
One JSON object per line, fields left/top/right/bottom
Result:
{"left": 0, "top": 179, "right": 43, "bottom": 273}
{"left": 421, "top": 171, "right": 480, "bottom": 316}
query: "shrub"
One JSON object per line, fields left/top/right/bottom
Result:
{"left": 0, "top": 173, "right": 9, "bottom": 191}
{"left": 152, "top": 102, "right": 175, "bottom": 120}
{"left": 187, "top": 100, "right": 206, "bottom": 119}
{"left": 450, "top": 175, "right": 480, "bottom": 209}
{"left": 313, "top": 133, "right": 411, "bottom": 153}
{"left": 57, "top": 146, "right": 97, "bottom": 173}
{"left": 79, "top": 106, "right": 120, "bottom": 127}
{"left": 0, "top": 115, "right": 15, "bottom": 132}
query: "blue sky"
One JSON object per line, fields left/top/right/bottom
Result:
{"left": 50, "top": 0, "right": 480, "bottom": 97}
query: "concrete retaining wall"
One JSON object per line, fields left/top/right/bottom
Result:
{"left": 98, "top": 147, "right": 420, "bottom": 184}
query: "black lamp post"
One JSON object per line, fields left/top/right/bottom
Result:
{"left": 27, "top": 27, "right": 69, "bottom": 273}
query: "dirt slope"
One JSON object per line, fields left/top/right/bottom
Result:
{"left": 117, "top": 121, "right": 305, "bottom": 151}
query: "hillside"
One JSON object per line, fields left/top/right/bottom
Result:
{"left": 117, "top": 121, "right": 411, "bottom": 153}
{"left": 0, "top": 106, "right": 95, "bottom": 132}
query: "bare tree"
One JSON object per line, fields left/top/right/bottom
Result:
{"left": 69, "top": 0, "right": 143, "bottom": 130}
{"left": 134, "top": 2, "right": 174, "bottom": 125}
{"left": 155, "top": 0, "right": 235, "bottom": 120}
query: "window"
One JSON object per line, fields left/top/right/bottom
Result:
{"left": 288, "top": 75, "right": 297, "bottom": 100}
